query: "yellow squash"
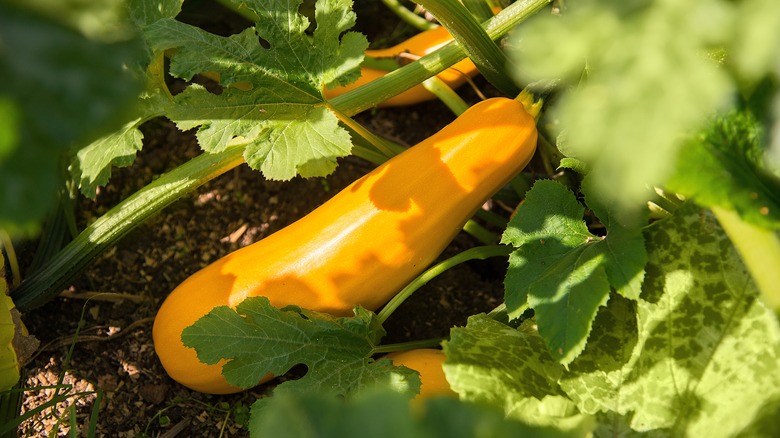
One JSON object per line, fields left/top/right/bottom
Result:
{"left": 385, "top": 348, "right": 455, "bottom": 401}
{"left": 153, "top": 97, "right": 538, "bottom": 394}
{"left": 325, "top": 25, "right": 480, "bottom": 107}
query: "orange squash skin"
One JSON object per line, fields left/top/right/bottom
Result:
{"left": 385, "top": 349, "right": 455, "bottom": 401}
{"left": 325, "top": 25, "right": 479, "bottom": 107}
{"left": 152, "top": 97, "right": 537, "bottom": 394}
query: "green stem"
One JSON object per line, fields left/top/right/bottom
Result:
{"left": 333, "top": 108, "right": 406, "bottom": 158}
{"left": 331, "top": 0, "right": 551, "bottom": 114}
{"left": 462, "top": 219, "right": 499, "bottom": 245}
{"left": 380, "top": 0, "right": 439, "bottom": 31}
{"left": 414, "top": 0, "right": 520, "bottom": 97}
{"left": 0, "top": 230, "right": 19, "bottom": 288}
{"left": 11, "top": 145, "right": 246, "bottom": 310}
{"left": 711, "top": 206, "right": 780, "bottom": 313}
{"left": 372, "top": 338, "right": 446, "bottom": 354}
{"left": 350, "top": 144, "right": 391, "bottom": 166}
{"left": 420, "top": 76, "right": 470, "bottom": 115}
{"left": 462, "top": 0, "right": 496, "bottom": 22}
{"left": 377, "top": 244, "right": 512, "bottom": 323}
{"left": 474, "top": 208, "right": 508, "bottom": 229}
{"left": 214, "top": 0, "right": 261, "bottom": 22}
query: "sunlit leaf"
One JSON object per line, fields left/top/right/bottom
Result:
{"left": 502, "top": 180, "right": 646, "bottom": 364}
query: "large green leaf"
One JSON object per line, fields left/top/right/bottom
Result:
{"left": 0, "top": 3, "right": 142, "bottom": 233}
{"left": 510, "top": 0, "right": 743, "bottom": 218}
{"left": 559, "top": 202, "right": 780, "bottom": 437}
{"left": 250, "top": 390, "right": 581, "bottom": 438}
{"left": 143, "top": 0, "right": 366, "bottom": 180}
{"left": 443, "top": 315, "right": 590, "bottom": 431}
{"left": 182, "top": 297, "right": 418, "bottom": 397}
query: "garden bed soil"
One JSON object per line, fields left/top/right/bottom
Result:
{"left": 14, "top": 2, "right": 515, "bottom": 435}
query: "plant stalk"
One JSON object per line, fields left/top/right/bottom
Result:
{"left": 414, "top": 0, "right": 520, "bottom": 96}
{"left": 11, "top": 145, "right": 246, "bottom": 310}
{"left": 711, "top": 206, "right": 780, "bottom": 313}
{"left": 377, "top": 245, "right": 512, "bottom": 324}
{"left": 380, "top": 0, "right": 439, "bottom": 31}
{"left": 330, "top": 0, "right": 552, "bottom": 114}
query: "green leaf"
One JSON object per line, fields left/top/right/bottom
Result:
{"left": 0, "top": 98, "right": 19, "bottom": 162}
{"left": 443, "top": 314, "right": 591, "bottom": 431}
{"left": 583, "top": 176, "right": 648, "bottom": 298}
{"left": 69, "top": 118, "right": 144, "bottom": 198}
{"left": 0, "top": 3, "right": 142, "bottom": 233}
{"left": 7, "top": 0, "right": 138, "bottom": 42}
{"left": 501, "top": 180, "right": 646, "bottom": 364}
{"left": 250, "top": 390, "right": 417, "bottom": 438}
{"left": 510, "top": 0, "right": 734, "bottom": 217}
{"left": 666, "top": 108, "right": 780, "bottom": 230}
{"left": 143, "top": 0, "right": 366, "bottom": 180}
{"left": 250, "top": 390, "right": 582, "bottom": 438}
{"left": 729, "top": 0, "right": 780, "bottom": 82}
{"left": 560, "top": 202, "right": 780, "bottom": 437}
{"left": 182, "top": 297, "right": 419, "bottom": 396}
{"left": 558, "top": 294, "right": 639, "bottom": 415}
{"left": 167, "top": 86, "right": 352, "bottom": 179}
{"left": 127, "top": 0, "right": 183, "bottom": 28}
{"left": 67, "top": 87, "right": 170, "bottom": 197}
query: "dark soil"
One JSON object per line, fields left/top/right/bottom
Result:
{"left": 14, "top": 2, "right": 515, "bottom": 436}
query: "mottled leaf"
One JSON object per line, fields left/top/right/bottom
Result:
{"left": 560, "top": 202, "right": 780, "bottom": 437}
{"left": 443, "top": 315, "right": 589, "bottom": 430}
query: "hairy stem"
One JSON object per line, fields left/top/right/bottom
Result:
{"left": 377, "top": 245, "right": 513, "bottom": 324}
{"left": 12, "top": 145, "right": 246, "bottom": 310}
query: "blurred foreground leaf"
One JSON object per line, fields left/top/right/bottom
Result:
{"left": 250, "top": 390, "right": 581, "bottom": 438}
{"left": 0, "top": 4, "right": 142, "bottom": 234}
{"left": 509, "top": 0, "right": 780, "bottom": 219}
{"left": 667, "top": 107, "right": 780, "bottom": 230}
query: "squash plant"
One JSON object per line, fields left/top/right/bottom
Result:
{"left": 3, "top": 0, "right": 780, "bottom": 436}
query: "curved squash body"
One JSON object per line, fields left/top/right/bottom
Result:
{"left": 326, "top": 26, "right": 478, "bottom": 107}
{"left": 153, "top": 97, "right": 537, "bottom": 394}
{"left": 385, "top": 348, "right": 455, "bottom": 401}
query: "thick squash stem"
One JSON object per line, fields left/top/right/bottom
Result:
{"left": 377, "top": 245, "right": 513, "bottom": 324}
{"left": 11, "top": 145, "right": 247, "bottom": 311}
{"left": 330, "top": 0, "right": 552, "bottom": 114}
{"left": 420, "top": 76, "right": 470, "bottom": 115}
{"left": 380, "top": 0, "right": 439, "bottom": 31}
{"left": 515, "top": 88, "right": 544, "bottom": 120}
{"left": 711, "top": 206, "right": 780, "bottom": 314}
{"left": 415, "top": 0, "right": 520, "bottom": 97}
